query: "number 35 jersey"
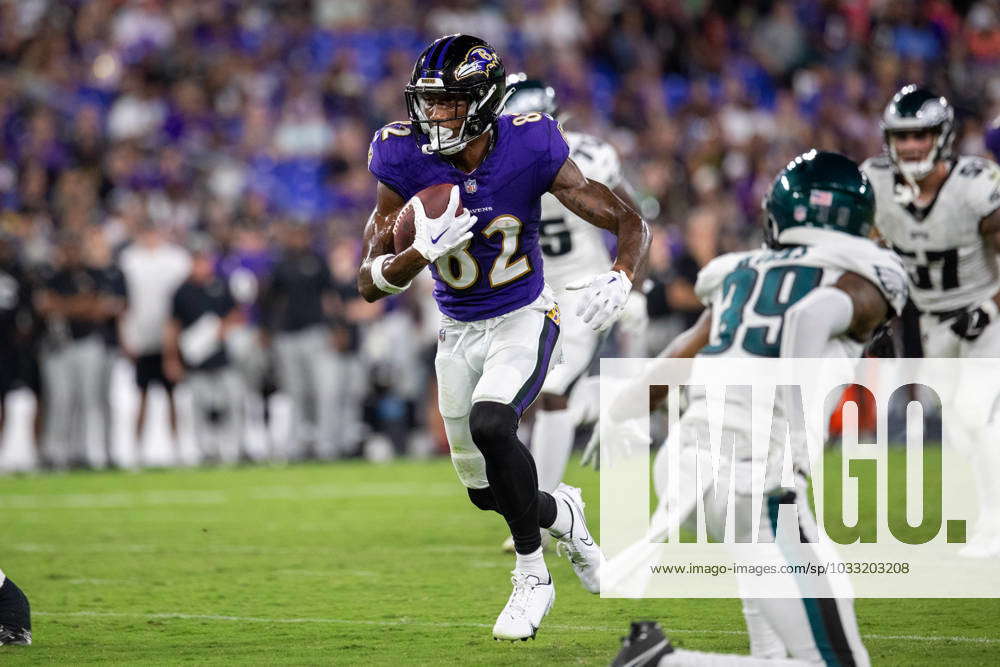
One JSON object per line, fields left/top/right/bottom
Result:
{"left": 695, "top": 237, "right": 908, "bottom": 359}
{"left": 368, "top": 114, "right": 569, "bottom": 322}
{"left": 537, "top": 131, "right": 621, "bottom": 289}
{"left": 861, "top": 155, "right": 1000, "bottom": 313}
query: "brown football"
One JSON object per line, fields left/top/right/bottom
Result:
{"left": 393, "top": 183, "right": 463, "bottom": 254}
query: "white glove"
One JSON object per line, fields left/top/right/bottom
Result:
{"left": 410, "top": 185, "right": 477, "bottom": 263}
{"left": 581, "top": 416, "right": 650, "bottom": 470}
{"left": 565, "top": 269, "right": 632, "bottom": 332}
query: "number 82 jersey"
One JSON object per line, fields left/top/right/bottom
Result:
{"left": 368, "top": 113, "right": 570, "bottom": 321}
{"left": 861, "top": 155, "right": 1000, "bottom": 313}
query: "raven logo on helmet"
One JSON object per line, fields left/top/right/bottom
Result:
{"left": 404, "top": 35, "right": 509, "bottom": 156}
{"left": 454, "top": 46, "right": 500, "bottom": 81}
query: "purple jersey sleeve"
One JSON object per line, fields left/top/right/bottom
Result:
{"left": 367, "top": 122, "right": 418, "bottom": 200}
{"left": 523, "top": 114, "right": 570, "bottom": 195}
{"left": 987, "top": 117, "right": 1000, "bottom": 164}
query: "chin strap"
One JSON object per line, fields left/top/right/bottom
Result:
{"left": 889, "top": 140, "right": 938, "bottom": 204}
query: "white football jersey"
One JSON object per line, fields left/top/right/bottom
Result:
{"left": 695, "top": 236, "right": 908, "bottom": 359}
{"left": 539, "top": 130, "right": 620, "bottom": 289}
{"left": 861, "top": 155, "right": 1000, "bottom": 313}
{"left": 677, "top": 234, "right": 907, "bottom": 492}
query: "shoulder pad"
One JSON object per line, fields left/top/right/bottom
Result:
{"left": 568, "top": 132, "right": 622, "bottom": 187}
{"left": 369, "top": 122, "right": 414, "bottom": 164}
{"left": 809, "top": 239, "right": 909, "bottom": 315}
{"left": 694, "top": 252, "right": 752, "bottom": 305}
{"left": 955, "top": 156, "right": 1000, "bottom": 218}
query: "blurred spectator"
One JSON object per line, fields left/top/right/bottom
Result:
{"left": 164, "top": 238, "right": 243, "bottom": 464}
{"left": 0, "top": 233, "right": 33, "bottom": 447}
{"left": 752, "top": 2, "right": 808, "bottom": 79}
{"left": 327, "top": 236, "right": 377, "bottom": 456}
{"left": 261, "top": 221, "right": 338, "bottom": 460}
{"left": 217, "top": 221, "right": 276, "bottom": 457}
{"left": 36, "top": 232, "right": 108, "bottom": 469}
{"left": 84, "top": 226, "right": 126, "bottom": 467}
{"left": 665, "top": 209, "right": 721, "bottom": 330}
{"left": 119, "top": 221, "right": 190, "bottom": 463}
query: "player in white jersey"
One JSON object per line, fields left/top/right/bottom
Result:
{"left": 609, "top": 152, "right": 908, "bottom": 666}
{"left": 861, "top": 85, "right": 1000, "bottom": 557}
{"left": 502, "top": 74, "right": 646, "bottom": 510}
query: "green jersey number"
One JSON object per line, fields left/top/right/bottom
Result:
{"left": 701, "top": 264, "right": 824, "bottom": 357}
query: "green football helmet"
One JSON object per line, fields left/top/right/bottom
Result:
{"left": 763, "top": 150, "right": 875, "bottom": 248}
{"left": 881, "top": 84, "right": 955, "bottom": 181}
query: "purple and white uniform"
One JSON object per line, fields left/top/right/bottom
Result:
{"left": 369, "top": 113, "right": 568, "bottom": 320}
{"left": 368, "top": 113, "right": 570, "bottom": 488}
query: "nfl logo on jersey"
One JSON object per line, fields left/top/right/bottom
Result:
{"left": 464, "top": 178, "right": 478, "bottom": 194}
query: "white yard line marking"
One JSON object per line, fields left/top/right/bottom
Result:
{"left": 274, "top": 569, "right": 377, "bottom": 578}
{"left": 0, "top": 482, "right": 458, "bottom": 509}
{"left": 248, "top": 482, "right": 456, "bottom": 500}
{"left": 31, "top": 610, "right": 1000, "bottom": 644}
{"left": 0, "top": 490, "right": 229, "bottom": 509}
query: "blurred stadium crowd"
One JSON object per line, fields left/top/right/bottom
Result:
{"left": 0, "top": 0, "right": 999, "bottom": 470}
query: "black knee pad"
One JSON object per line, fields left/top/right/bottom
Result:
{"left": 467, "top": 486, "right": 498, "bottom": 512}
{"left": 468, "top": 402, "right": 518, "bottom": 457}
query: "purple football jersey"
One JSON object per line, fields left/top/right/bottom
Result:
{"left": 368, "top": 114, "right": 570, "bottom": 321}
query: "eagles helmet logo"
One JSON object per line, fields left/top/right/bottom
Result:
{"left": 454, "top": 46, "right": 500, "bottom": 81}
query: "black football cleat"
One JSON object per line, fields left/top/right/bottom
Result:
{"left": 0, "top": 625, "right": 31, "bottom": 646}
{"left": 0, "top": 575, "right": 31, "bottom": 646}
{"left": 611, "top": 621, "right": 673, "bottom": 667}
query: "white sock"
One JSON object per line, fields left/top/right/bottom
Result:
{"left": 531, "top": 408, "right": 575, "bottom": 493}
{"left": 514, "top": 547, "right": 549, "bottom": 580}
{"left": 661, "top": 649, "right": 811, "bottom": 666}
{"left": 547, "top": 494, "right": 573, "bottom": 537}
{"left": 741, "top": 600, "right": 787, "bottom": 659}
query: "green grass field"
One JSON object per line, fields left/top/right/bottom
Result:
{"left": 1, "top": 454, "right": 998, "bottom": 665}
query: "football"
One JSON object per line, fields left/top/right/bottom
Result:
{"left": 393, "top": 183, "right": 464, "bottom": 254}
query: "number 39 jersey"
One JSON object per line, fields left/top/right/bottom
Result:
{"left": 537, "top": 131, "right": 620, "bottom": 289}
{"left": 695, "top": 237, "right": 908, "bottom": 359}
{"left": 369, "top": 113, "right": 569, "bottom": 322}
{"left": 861, "top": 155, "right": 1000, "bottom": 313}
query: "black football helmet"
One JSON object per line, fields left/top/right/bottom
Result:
{"left": 881, "top": 85, "right": 955, "bottom": 181}
{"left": 504, "top": 72, "right": 558, "bottom": 117}
{"left": 405, "top": 34, "right": 508, "bottom": 156}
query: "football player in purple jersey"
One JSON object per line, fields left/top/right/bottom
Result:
{"left": 358, "top": 34, "right": 649, "bottom": 640}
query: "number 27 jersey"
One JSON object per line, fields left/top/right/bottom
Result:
{"left": 861, "top": 155, "right": 1000, "bottom": 313}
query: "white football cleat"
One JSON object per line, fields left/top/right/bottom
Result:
{"left": 492, "top": 571, "right": 555, "bottom": 641}
{"left": 551, "top": 483, "right": 604, "bottom": 593}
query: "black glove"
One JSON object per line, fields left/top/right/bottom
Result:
{"left": 865, "top": 321, "right": 896, "bottom": 358}
{"left": 950, "top": 303, "right": 996, "bottom": 341}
